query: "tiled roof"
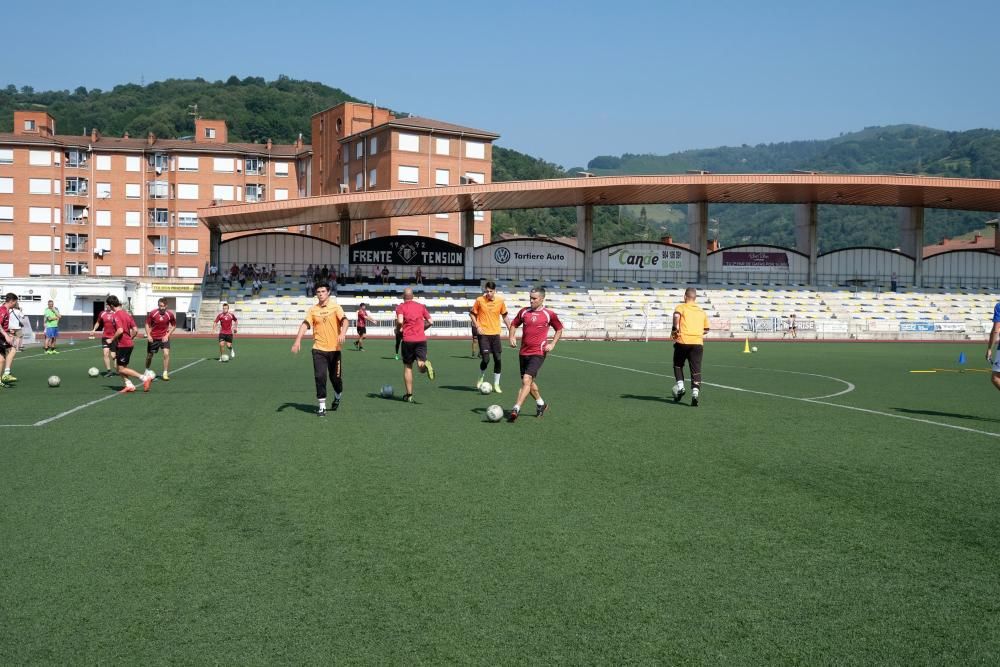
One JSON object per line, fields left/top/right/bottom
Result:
{"left": 346, "top": 116, "right": 499, "bottom": 141}
{"left": 0, "top": 132, "right": 309, "bottom": 157}
{"left": 923, "top": 233, "right": 999, "bottom": 257}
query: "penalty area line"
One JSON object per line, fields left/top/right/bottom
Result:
{"left": 32, "top": 358, "right": 207, "bottom": 427}
{"left": 552, "top": 353, "right": 1000, "bottom": 440}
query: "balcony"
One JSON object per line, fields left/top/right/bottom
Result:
{"left": 65, "top": 178, "right": 89, "bottom": 196}
{"left": 64, "top": 151, "right": 88, "bottom": 168}
{"left": 64, "top": 239, "right": 89, "bottom": 254}
{"left": 148, "top": 209, "right": 169, "bottom": 227}
{"left": 147, "top": 180, "right": 169, "bottom": 199}
{"left": 65, "top": 205, "right": 89, "bottom": 225}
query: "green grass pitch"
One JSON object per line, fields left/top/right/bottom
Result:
{"left": 1, "top": 338, "right": 998, "bottom": 663}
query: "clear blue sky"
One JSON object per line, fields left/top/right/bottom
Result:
{"left": 6, "top": 0, "right": 999, "bottom": 169}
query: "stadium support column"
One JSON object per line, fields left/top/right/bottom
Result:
{"left": 339, "top": 214, "right": 351, "bottom": 279}
{"left": 687, "top": 202, "right": 708, "bottom": 283}
{"left": 462, "top": 209, "right": 475, "bottom": 281}
{"left": 898, "top": 206, "right": 924, "bottom": 288}
{"left": 576, "top": 204, "right": 594, "bottom": 284}
{"left": 209, "top": 228, "right": 222, "bottom": 271}
{"left": 794, "top": 203, "right": 819, "bottom": 285}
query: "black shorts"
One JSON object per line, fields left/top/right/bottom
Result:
{"left": 673, "top": 343, "right": 704, "bottom": 374}
{"left": 478, "top": 333, "right": 502, "bottom": 355}
{"left": 219, "top": 334, "right": 234, "bottom": 343}
{"left": 0, "top": 338, "right": 10, "bottom": 355}
{"left": 115, "top": 346, "right": 134, "bottom": 367}
{"left": 357, "top": 326, "right": 367, "bottom": 336}
{"left": 401, "top": 341, "right": 427, "bottom": 365}
{"left": 519, "top": 354, "right": 545, "bottom": 379}
{"left": 101, "top": 337, "right": 114, "bottom": 349}
{"left": 147, "top": 338, "right": 170, "bottom": 353}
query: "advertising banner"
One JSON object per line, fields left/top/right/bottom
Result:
{"left": 934, "top": 322, "right": 966, "bottom": 332}
{"left": 722, "top": 251, "right": 789, "bottom": 272}
{"left": 490, "top": 244, "right": 572, "bottom": 268}
{"left": 899, "top": 321, "right": 935, "bottom": 332}
{"left": 606, "top": 247, "right": 685, "bottom": 271}
{"left": 350, "top": 236, "right": 464, "bottom": 266}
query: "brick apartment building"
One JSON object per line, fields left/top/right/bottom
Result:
{"left": 0, "top": 102, "right": 497, "bottom": 279}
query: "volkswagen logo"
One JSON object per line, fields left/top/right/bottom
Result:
{"left": 494, "top": 247, "right": 511, "bottom": 264}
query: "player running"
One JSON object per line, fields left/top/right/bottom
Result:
{"left": 507, "top": 286, "right": 563, "bottom": 422}
{"left": 291, "top": 283, "right": 347, "bottom": 417}
{"left": 90, "top": 304, "right": 119, "bottom": 376}
{"left": 354, "top": 302, "right": 371, "bottom": 351}
{"left": 470, "top": 280, "right": 511, "bottom": 393}
{"left": 107, "top": 295, "right": 152, "bottom": 393}
{"left": 395, "top": 287, "right": 435, "bottom": 402}
{"left": 212, "top": 303, "right": 238, "bottom": 361}
{"left": 0, "top": 293, "right": 19, "bottom": 385}
{"left": 144, "top": 298, "right": 176, "bottom": 381}
{"left": 671, "top": 287, "right": 710, "bottom": 407}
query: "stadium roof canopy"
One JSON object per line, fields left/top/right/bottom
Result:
{"left": 199, "top": 174, "right": 1000, "bottom": 234}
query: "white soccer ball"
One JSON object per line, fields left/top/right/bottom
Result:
{"left": 486, "top": 404, "right": 504, "bottom": 422}
{"left": 478, "top": 381, "right": 493, "bottom": 395}
{"left": 751, "top": 346, "right": 759, "bottom": 353}
{"left": 48, "top": 375, "right": 61, "bottom": 387}
{"left": 380, "top": 384, "right": 394, "bottom": 398}
{"left": 220, "top": 354, "right": 230, "bottom": 362}
{"left": 88, "top": 367, "right": 100, "bottom": 377}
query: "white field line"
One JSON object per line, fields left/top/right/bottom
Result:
{"left": 16, "top": 343, "right": 101, "bottom": 360}
{"left": 31, "top": 358, "right": 207, "bottom": 427}
{"left": 551, "top": 354, "right": 1000, "bottom": 440}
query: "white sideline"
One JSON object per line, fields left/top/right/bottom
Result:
{"left": 29, "top": 358, "right": 208, "bottom": 427}
{"left": 552, "top": 354, "right": 1000, "bottom": 440}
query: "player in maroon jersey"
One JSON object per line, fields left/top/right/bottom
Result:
{"left": 212, "top": 303, "right": 238, "bottom": 361}
{"left": 354, "top": 302, "right": 371, "bottom": 351}
{"left": 506, "top": 286, "right": 564, "bottom": 422}
{"left": 89, "top": 303, "right": 119, "bottom": 376}
{"left": 395, "top": 288, "right": 435, "bottom": 402}
{"left": 0, "top": 292, "right": 19, "bottom": 385}
{"left": 106, "top": 295, "right": 152, "bottom": 393}
{"left": 144, "top": 298, "right": 177, "bottom": 381}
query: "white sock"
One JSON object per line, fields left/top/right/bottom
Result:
{"left": 319, "top": 399, "right": 326, "bottom": 410}
{"left": 675, "top": 381, "right": 684, "bottom": 390}
{"left": 494, "top": 373, "right": 501, "bottom": 385}
{"left": 536, "top": 398, "right": 545, "bottom": 406}
{"left": 125, "top": 380, "right": 135, "bottom": 389}
{"left": 512, "top": 404, "right": 521, "bottom": 412}
{"left": 335, "top": 392, "right": 342, "bottom": 400}
{"left": 4, "top": 368, "right": 9, "bottom": 374}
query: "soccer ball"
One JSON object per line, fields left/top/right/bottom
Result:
{"left": 48, "top": 375, "right": 61, "bottom": 388}
{"left": 486, "top": 404, "right": 504, "bottom": 422}
{"left": 220, "top": 354, "right": 230, "bottom": 362}
{"left": 380, "top": 384, "right": 394, "bottom": 398}
{"left": 88, "top": 367, "right": 100, "bottom": 377}
{"left": 478, "top": 381, "right": 493, "bottom": 395}
{"left": 751, "top": 346, "right": 759, "bottom": 353}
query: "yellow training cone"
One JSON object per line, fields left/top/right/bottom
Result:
{"left": 743, "top": 337, "right": 751, "bottom": 353}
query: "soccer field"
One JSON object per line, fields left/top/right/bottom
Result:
{"left": 1, "top": 338, "right": 998, "bottom": 663}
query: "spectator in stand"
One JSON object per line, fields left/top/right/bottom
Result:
{"left": 415, "top": 267, "right": 424, "bottom": 285}
{"left": 230, "top": 263, "right": 239, "bottom": 281}
{"left": 355, "top": 265, "right": 363, "bottom": 284}
{"left": 330, "top": 268, "right": 338, "bottom": 286}
{"left": 305, "top": 275, "right": 315, "bottom": 297}
{"left": 381, "top": 265, "right": 391, "bottom": 284}
{"left": 252, "top": 277, "right": 263, "bottom": 296}
{"left": 373, "top": 265, "right": 381, "bottom": 282}
{"left": 269, "top": 264, "right": 276, "bottom": 282}
{"left": 209, "top": 264, "right": 218, "bottom": 282}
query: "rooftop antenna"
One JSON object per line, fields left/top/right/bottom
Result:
{"left": 187, "top": 104, "right": 200, "bottom": 121}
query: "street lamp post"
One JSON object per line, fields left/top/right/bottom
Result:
{"left": 51, "top": 223, "right": 57, "bottom": 276}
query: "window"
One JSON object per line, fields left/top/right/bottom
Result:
{"left": 24, "top": 119, "right": 36, "bottom": 131}
{"left": 355, "top": 142, "right": 363, "bottom": 160}
{"left": 474, "top": 211, "right": 485, "bottom": 221}
{"left": 398, "top": 229, "right": 418, "bottom": 236}
{"left": 147, "top": 264, "right": 169, "bottom": 277}
{"left": 342, "top": 147, "right": 350, "bottom": 165}
{"left": 96, "top": 183, "right": 112, "bottom": 199}
{"left": 177, "top": 239, "right": 199, "bottom": 254}
{"left": 435, "top": 138, "right": 450, "bottom": 155}
{"left": 205, "top": 127, "right": 216, "bottom": 139}
{"left": 369, "top": 231, "right": 377, "bottom": 239}
{"left": 369, "top": 169, "right": 377, "bottom": 187}
{"left": 65, "top": 150, "right": 87, "bottom": 168}
{"left": 177, "top": 212, "right": 199, "bottom": 227}
{"left": 465, "top": 141, "right": 486, "bottom": 159}
{"left": 29, "top": 236, "right": 52, "bottom": 252}
{"left": 30, "top": 178, "right": 52, "bottom": 195}
{"left": 245, "top": 157, "right": 263, "bottom": 175}
{"left": 399, "top": 133, "right": 419, "bottom": 152}
{"left": 370, "top": 136, "right": 378, "bottom": 155}
{"left": 245, "top": 185, "right": 265, "bottom": 203}
{"left": 126, "top": 183, "right": 141, "bottom": 199}
{"left": 0, "top": 235, "right": 12, "bottom": 250}
{"left": 212, "top": 185, "right": 235, "bottom": 201}
{"left": 354, "top": 233, "right": 361, "bottom": 243}
{"left": 64, "top": 177, "right": 87, "bottom": 196}
{"left": 177, "top": 156, "right": 199, "bottom": 171}
{"left": 356, "top": 172, "right": 364, "bottom": 192}
{"left": 177, "top": 267, "right": 199, "bottom": 278}
{"left": 464, "top": 172, "right": 485, "bottom": 185}
{"left": 398, "top": 165, "right": 419, "bottom": 184}
{"left": 65, "top": 205, "right": 87, "bottom": 224}
{"left": 176, "top": 183, "right": 199, "bottom": 200}
{"left": 125, "top": 239, "right": 140, "bottom": 255}
{"left": 29, "top": 263, "right": 54, "bottom": 275}
{"left": 148, "top": 209, "right": 169, "bottom": 226}
{"left": 0, "top": 264, "right": 11, "bottom": 277}
{"left": 474, "top": 234, "right": 484, "bottom": 247}
{"left": 0, "top": 149, "right": 12, "bottom": 164}
{"left": 96, "top": 210, "right": 111, "bottom": 227}
{"left": 435, "top": 213, "right": 450, "bottom": 219}
{"left": 95, "top": 238, "right": 111, "bottom": 253}
{"left": 435, "top": 232, "right": 449, "bottom": 241}
{"left": 29, "top": 207, "right": 52, "bottom": 223}
{"left": 95, "top": 266, "right": 111, "bottom": 276}
{"left": 274, "top": 162, "right": 289, "bottom": 177}
{"left": 150, "top": 181, "right": 171, "bottom": 199}
{"left": 213, "top": 157, "right": 235, "bottom": 173}
{"left": 149, "top": 153, "right": 169, "bottom": 173}
{"left": 125, "top": 156, "right": 141, "bottom": 172}
{"left": 274, "top": 188, "right": 288, "bottom": 201}
{"left": 64, "top": 261, "right": 89, "bottom": 276}
{"left": 435, "top": 169, "right": 450, "bottom": 186}
{"left": 95, "top": 155, "right": 111, "bottom": 171}
{"left": 0, "top": 178, "right": 12, "bottom": 194}
{"left": 0, "top": 206, "right": 13, "bottom": 222}
{"left": 149, "top": 235, "right": 168, "bottom": 254}
{"left": 125, "top": 266, "right": 141, "bottom": 276}
{"left": 64, "top": 233, "right": 89, "bottom": 253}
{"left": 29, "top": 150, "right": 50, "bottom": 166}
{"left": 125, "top": 211, "right": 141, "bottom": 227}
